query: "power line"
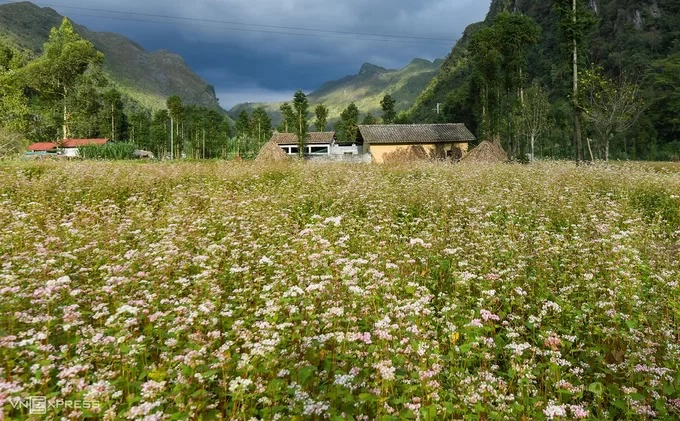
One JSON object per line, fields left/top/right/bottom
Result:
{"left": 0, "top": 0, "right": 457, "bottom": 45}
{"left": 62, "top": 13, "right": 453, "bottom": 46}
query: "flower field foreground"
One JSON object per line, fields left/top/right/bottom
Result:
{"left": 0, "top": 161, "right": 678, "bottom": 420}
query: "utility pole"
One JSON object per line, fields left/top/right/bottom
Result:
{"left": 433, "top": 103, "right": 442, "bottom": 115}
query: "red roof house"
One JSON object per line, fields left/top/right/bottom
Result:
{"left": 27, "top": 142, "right": 58, "bottom": 152}
{"left": 26, "top": 139, "right": 109, "bottom": 156}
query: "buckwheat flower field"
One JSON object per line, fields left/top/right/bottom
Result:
{"left": 0, "top": 161, "right": 678, "bottom": 420}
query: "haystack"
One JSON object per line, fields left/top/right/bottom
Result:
{"left": 383, "top": 145, "right": 431, "bottom": 164}
{"left": 462, "top": 140, "right": 508, "bottom": 163}
{"left": 256, "top": 140, "right": 288, "bottom": 162}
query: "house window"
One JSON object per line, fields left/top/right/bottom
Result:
{"left": 289, "top": 147, "right": 299, "bottom": 155}
{"left": 309, "top": 146, "right": 329, "bottom": 155}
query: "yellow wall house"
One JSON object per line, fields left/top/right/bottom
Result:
{"left": 358, "top": 124, "right": 476, "bottom": 163}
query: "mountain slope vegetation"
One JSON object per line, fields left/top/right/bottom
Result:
{"left": 408, "top": 0, "right": 680, "bottom": 160}
{"left": 0, "top": 1, "right": 221, "bottom": 111}
{"left": 229, "top": 58, "right": 442, "bottom": 125}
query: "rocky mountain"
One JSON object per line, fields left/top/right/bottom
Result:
{"left": 229, "top": 58, "right": 442, "bottom": 125}
{"left": 408, "top": 0, "right": 680, "bottom": 150}
{"left": 0, "top": 1, "right": 222, "bottom": 111}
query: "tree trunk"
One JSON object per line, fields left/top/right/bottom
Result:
{"left": 530, "top": 134, "right": 535, "bottom": 163}
{"left": 170, "top": 117, "right": 174, "bottom": 160}
{"left": 586, "top": 137, "right": 594, "bottom": 162}
{"left": 605, "top": 133, "right": 611, "bottom": 162}
{"left": 572, "top": 0, "right": 583, "bottom": 163}
{"left": 111, "top": 103, "right": 115, "bottom": 142}
{"left": 62, "top": 103, "right": 69, "bottom": 140}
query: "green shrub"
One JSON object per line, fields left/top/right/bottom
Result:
{"left": 78, "top": 142, "right": 136, "bottom": 160}
{"left": 630, "top": 185, "right": 680, "bottom": 229}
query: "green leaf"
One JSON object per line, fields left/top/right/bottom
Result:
{"left": 588, "top": 382, "right": 604, "bottom": 396}
{"left": 420, "top": 405, "right": 437, "bottom": 420}
{"left": 359, "top": 392, "right": 375, "bottom": 402}
{"left": 298, "top": 365, "right": 316, "bottom": 386}
{"left": 612, "top": 400, "right": 626, "bottom": 410}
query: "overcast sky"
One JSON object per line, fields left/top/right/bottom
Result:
{"left": 37, "top": 0, "right": 490, "bottom": 109}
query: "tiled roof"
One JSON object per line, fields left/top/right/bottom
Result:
{"left": 270, "top": 132, "right": 335, "bottom": 145}
{"left": 27, "top": 142, "right": 57, "bottom": 152}
{"left": 62, "top": 138, "right": 108, "bottom": 147}
{"left": 358, "top": 124, "right": 475, "bottom": 144}
{"left": 27, "top": 139, "right": 109, "bottom": 151}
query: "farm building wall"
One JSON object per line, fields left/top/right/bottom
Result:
{"left": 368, "top": 142, "right": 469, "bottom": 163}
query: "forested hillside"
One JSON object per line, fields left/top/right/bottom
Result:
{"left": 0, "top": 2, "right": 221, "bottom": 111}
{"left": 0, "top": 16, "right": 245, "bottom": 159}
{"left": 409, "top": 0, "right": 680, "bottom": 161}
{"left": 229, "top": 58, "right": 442, "bottom": 126}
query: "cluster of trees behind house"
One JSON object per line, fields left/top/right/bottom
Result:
{"left": 0, "top": 17, "right": 402, "bottom": 159}
{"left": 411, "top": 0, "right": 680, "bottom": 162}
{"left": 2, "top": 0, "right": 680, "bottom": 162}
{"left": 0, "top": 19, "right": 240, "bottom": 159}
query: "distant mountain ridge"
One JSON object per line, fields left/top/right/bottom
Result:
{"left": 0, "top": 1, "right": 222, "bottom": 111}
{"left": 229, "top": 58, "right": 443, "bottom": 125}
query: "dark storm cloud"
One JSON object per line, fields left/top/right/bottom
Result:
{"left": 42, "top": 0, "right": 491, "bottom": 108}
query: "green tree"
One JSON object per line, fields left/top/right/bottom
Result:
{"left": 0, "top": 47, "right": 30, "bottom": 135}
{"left": 338, "top": 103, "right": 360, "bottom": 143}
{"left": 235, "top": 110, "right": 251, "bottom": 138}
{"left": 251, "top": 106, "right": 272, "bottom": 145}
{"left": 129, "top": 109, "right": 151, "bottom": 150}
{"left": 469, "top": 11, "right": 540, "bottom": 156}
{"left": 314, "top": 104, "right": 329, "bottom": 132}
{"left": 555, "top": 0, "right": 597, "bottom": 162}
{"left": 362, "top": 113, "right": 377, "bottom": 125}
{"left": 519, "top": 82, "right": 551, "bottom": 162}
{"left": 0, "top": 127, "right": 26, "bottom": 157}
{"left": 101, "top": 89, "right": 127, "bottom": 141}
{"left": 469, "top": 24, "right": 503, "bottom": 141}
{"left": 649, "top": 54, "right": 680, "bottom": 144}
{"left": 22, "top": 18, "right": 103, "bottom": 139}
{"left": 292, "top": 90, "right": 309, "bottom": 157}
{"left": 279, "top": 102, "right": 295, "bottom": 133}
{"left": 380, "top": 94, "right": 396, "bottom": 124}
{"left": 167, "top": 95, "right": 182, "bottom": 159}
{"left": 151, "top": 109, "right": 169, "bottom": 158}
{"left": 580, "top": 66, "right": 643, "bottom": 162}
{"left": 67, "top": 80, "right": 102, "bottom": 138}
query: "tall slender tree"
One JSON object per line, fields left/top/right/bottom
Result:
{"left": 279, "top": 102, "right": 295, "bottom": 133}
{"left": 314, "top": 104, "right": 329, "bottom": 132}
{"left": 519, "top": 82, "right": 550, "bottom": 162}
{"left": 380, "top": 94, "right": 396, "bottom": 124}
{"left": 167, "top": 95, "right": 182, "bottom": 159}
{"left": 292, "top": 90, "right": 309, "bottom": 157}
{"left": 555, "top": 0, "right": 596, "bottom": 162}
{"left": 101, "top": 89, "right": 126, "bottom": 141}
{"left": 251, "top": 107, "right": 272, "bottom": 144}
{"left": 338, "top": 103, "right": 360, "bottom": 143}
{"left": 235, "top": 110, "right": 251, "bottom": 137}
